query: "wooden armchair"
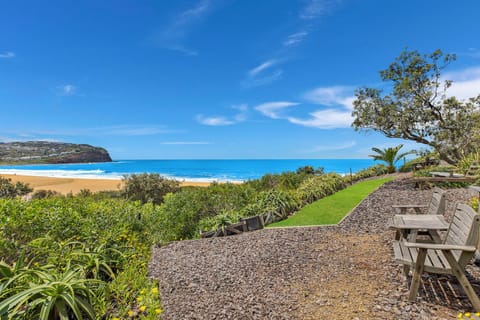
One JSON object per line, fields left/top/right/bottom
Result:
{"left": 392, "top": 203, "right": 480, "bottom": 309}
{"left": 392, "top": 187, "right": 446, "bottom": 215}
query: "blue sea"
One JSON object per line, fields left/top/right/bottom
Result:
{"left": 0, "top": 159, "right": 376, "bottom": 182}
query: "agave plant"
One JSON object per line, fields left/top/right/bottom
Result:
{"left": 369, "top": 144, "right": 414, "bottom": 173}
{"left": 0, "top": 264, "right": 99, "bottom": 320}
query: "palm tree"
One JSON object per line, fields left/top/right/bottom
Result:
{"left": 369, "top": 144, "right": 414, "bottom": 173}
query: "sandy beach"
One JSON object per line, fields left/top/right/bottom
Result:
{"left": 1, "top": 174, "right": 212, "bottom": 195}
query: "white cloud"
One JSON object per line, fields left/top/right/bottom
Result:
{"left": 160, "top": 141, "right": 211, "bottom": 145}
{"left": 56, "top": 84, "right": 78, "bottom": 96}
{"left": 248, "top": 60, "right": 278, "bottom": 77}
{"left": 283, "top": 31, "right": 308, "bottom": 47}
{"left": 156, "top": 0, "right": 212, "bottom": 56}
{"left": 303, "top": 85, "right": 356, "bottom": 110}
{"left": 244, "top": 60, "right": 283, "bottom": 88}
{"left": 255, "top": 86, "right": 356, "bottom": 129}
{"left": 5, "top": 125, "right": 174, "bottom": 137}
{"left": 232, "top": 104, "right": 248, "bottom": 122}
{"left": 300, "top": 0, "right": 335, "bottom": 20}
{"left": 443, "top": 66, "right": 480, "bottom": 100}
{"left": 255, "top": 101, "right": 300, "bottom": 119}
{"left": 287, "top": 109, "right": 353, "bottom": 129}
{"left": 243, "top": 70, "right": 283, "bottom": 88}
{"left": 196, "top": 115, "right": 235, "bottom": 126}
{"left": 197, "top": 104, "right": 249, "bottom": 126}
{"left": 0, "top": 52, "right": 15, "bottom": 58}
{"left": 308, "top": 141, "right": 356, "bottom": 152}
{"left": 105, "top": 126, "right": 170, "bottom": 136}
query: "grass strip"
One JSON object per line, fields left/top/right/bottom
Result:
{"left": 268, "top": 177, "right": 393, "bottom": 227}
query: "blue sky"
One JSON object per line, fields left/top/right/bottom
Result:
{"left": 1, "top": 0, "right": 480, "bottom": 160}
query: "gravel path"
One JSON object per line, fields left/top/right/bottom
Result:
{"left": 149, "top": 179, "right": 479, "bottom": 319}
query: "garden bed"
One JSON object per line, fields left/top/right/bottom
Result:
{"left": 149, "top": 179, "right": 480, "bottom": 319}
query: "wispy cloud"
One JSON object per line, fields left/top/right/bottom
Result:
{"left": 255, "top": 102, "right": 300, "bottom": 119}
{"left": 255, "top": 85, "right": 355, "bottom": 129}
{"left": 243, "top": 1, "right": 341, "bottom": 87}
{"left": 197, "top": 104, "right": 249, "bottom": 126}
{"left": 160, "top": 141, "right": 211, "bottom": 145}
{"left": 443, "top": 66, "right": 480, "bottom": 100}
{"left": 303, "top": 85, "right": 355, "bottom": 110}
{"left": 244, "top": 60, "right": 283, "bottom": 88}
{"left": 196, "top": 115, "right": 235, "bottom": 126}
{"left": 287, "top": 109, "right": 353, "bottom": 129}
{"left": 155, "top": 0, "right": 213, "bottom": 56}
{"left": 300, "top": 0, "right": 336, "bottom": 20}
{"left": 56, "top": 84, "right": 78, "bottom": 96}
{"left": 4, "top": 125, "right": 175, "bottom": 137}
{"left": 283, "top": 31, "right": 309, "bottom": 47}
{"left": 307, "top": 141, "right": 356, "bottom": 152}
{"left": 0, "top": 52, "right": 15, "bottom": 58}
{"left": 248, "top": 60, "right": 278, "bottom": 77}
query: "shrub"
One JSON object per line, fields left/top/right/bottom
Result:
{"left": 31, "top": 189, "right": 62, "bottom": 199}
{"left": 344, "top": 164, "right": 389, "bottom": 184}
{"left": 297, "top": 173, "right": 345, "bottom": 204}
{"left": 158, "top": 183, "right": 256, "bottom": 241}
{"left": 0, "top": 197, "right": 164, "bottom": 319}
{"left": 470, "top": 197, "right": 479, "bottom": 211}
{"left": 199, "top": 210, "right": 243, "bottom": 233}
{"left": 0, "top": 177, "right": 32, "bottom": 198}
{"left": 241, "top": 189, "right": 300, "bottom": 218}
{"left": 246, "top": 171, "right": 310, "bottom": 191}
{"left": 122, "top": 173, "right": 180, "bottom": 204}
{"left": 458, "top": 151, "right": 480, "bottom": 174}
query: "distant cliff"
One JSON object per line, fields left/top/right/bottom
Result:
{"left": 0, "top": 141, "right": 112, "bottom": 164}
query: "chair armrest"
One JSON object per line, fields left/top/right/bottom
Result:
{"left": 392, "top": 204, "right": 429, "bottom": 209}
{"left": 403, "top": 241, "right": 476, "bottom": 252}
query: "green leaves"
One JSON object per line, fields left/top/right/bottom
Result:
{"left": 352, "top": 48, "right": 480, "bottom": 165}
{"left": 122, "top": 173, "right": 180, "bottom": 205}
{"left": 0, "top": 264, "right": 97, "bottom": 320}
{"left": 0, "top": 197, "right": 164, "bottom": 319}
{"left": 0, "top": 177, "right": 32, "bottom": 199}
{"left": 368, "top": 144, "right": 414, "bottom": 173}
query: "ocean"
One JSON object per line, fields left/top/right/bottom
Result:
{"left": 0, "top": 159, "right": 376, "bottom": 182}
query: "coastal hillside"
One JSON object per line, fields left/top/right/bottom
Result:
{"left": 0, "top": 141, "right": 112, "bottom": 164}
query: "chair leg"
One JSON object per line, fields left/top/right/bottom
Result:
{"left": 403, "top": 264, "right": 410, "bottom": 276}
{"left": 443, "top": 250, "right": 480, "bottom": 311}
{"left": 408, "top": 248, "right": 427, "bottom": 302}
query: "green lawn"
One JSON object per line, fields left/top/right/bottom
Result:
{"left": 268, "top": 177, "right": 393, "bottom": 227}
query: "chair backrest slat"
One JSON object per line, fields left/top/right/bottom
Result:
{"left": 444, "top": 203, "right": 480, "bottom": 266}
{"left": 427, "top": 187, "right": 446, "bottom": 215}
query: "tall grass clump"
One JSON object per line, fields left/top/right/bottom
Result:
{"left": 297, "top": 173, "right": 346, "bottom": 204}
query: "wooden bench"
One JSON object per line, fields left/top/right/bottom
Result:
{"left": 392, "top": 203, "right": 480, "bottom": 309}
{"left": 392, "top": 187, "right": 446, "bottom": 215}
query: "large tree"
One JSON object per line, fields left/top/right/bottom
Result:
{"left": 352, "top": 49, "right": 480, "bottom": 165}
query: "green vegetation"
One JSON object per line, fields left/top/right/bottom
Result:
{"left": 122, "top": 173, "right": 181, "bottom": 204}
{"left": 369, "top": 144, "right": 414, "bottom": 173}
{"left": 352, "top": 49, "right": 480, "bottom": 165}
{"left": 0, "top": 197, "right": 163, "bottom": 319}
{"left": 0, "top": 165, "right": 391, "bottom": 319}
{"left": 268, "top": 178, "right": 392, "bottom": 227}
{"left": 0, "top": 177, "right": 32, "bottom": 198}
